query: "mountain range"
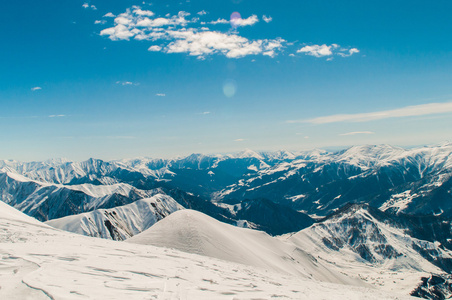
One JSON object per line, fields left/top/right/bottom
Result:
{"left": 1, "top": 143, "right": 452, "bottom": 299}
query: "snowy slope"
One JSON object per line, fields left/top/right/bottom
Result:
{"left": 127, "top": 209, "right": 362, "bottom": 285}
{"left": 0, "top": 171, "right": 160, "bottom": 221}
{"left": 0, "top": 202, "right": 414, "bottom": 300}
{"left": 46, "top": 194, "right": 183, "bottom": 240}
{"left": 287, "top": 204, "right": 452, "bottom": 297}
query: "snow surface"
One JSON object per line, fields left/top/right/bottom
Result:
{"left": 45, "top": 194, "right": 183, "bottom": 240}
{"left": 0, "top": 201, "right": 414, "bottom": 300}
{"left": 46, "top": 194, "right": 184, "bottom": 240}
{"left": 287, "top": 206, "right": 451, "bottom": 296}
{"left": 128, "top": 210, "right": 366, "bottom": 285}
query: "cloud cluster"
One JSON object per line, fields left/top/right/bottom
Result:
{"left": 100, "top": 7, "right": 285, "bottom": 59}
{"left": 82, "top": 3, "right": 97, "bottom": 10}
{"left": 98, "top": 6, "right": 358, "bottom": 60}
{"left": 297, "top": 44, "right": 359, "bottom": 58}
{"left": 288, "top": 102, "right": 452, "bottom": 124}
{"left": 31, "top": 87, "right": 42, "bottom": 91}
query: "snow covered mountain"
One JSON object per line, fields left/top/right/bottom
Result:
{"left": 0, "top": 201, "right": 414, "bottom": 300}
{"left": 46, "top": 194, "right": 183, "bottom": 240}
{"left": 288, "top": 203, "right": 452, "bottom": 298}
{"left": 0, "top": 171, "right": 161, "bottom": 221}
{"left": 2, "top": 143, "right": 452, "bottom": 235}
{"left": 216, "top": 143, "right": 452, "bottom": 218}
{"left": 216, "top": 198, "right": 314, "bottom": 235}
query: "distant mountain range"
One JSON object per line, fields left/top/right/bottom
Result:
{"left": 2, "top": 143, "right": 452, "bottom": 299}
{"left": 1, "top": 143, "right": 451, "bottom": 222}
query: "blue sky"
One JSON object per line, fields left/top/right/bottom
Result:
{"left": 1, "top": 0, "right": 451, "bottom": 161}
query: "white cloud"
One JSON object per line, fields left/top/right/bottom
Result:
{"left": 99, "top": 7, "right": 348, "bottom": 60}
{"left": 48, "top": 114, "right": 66, "bottom": 118}
{"left": 337, "top": 47, "right": 360, "bottom": 57}
{"left": 148, "top": 45, "right": 162, "bottom": 51}
{"left": 208, "top": 15, "right": 259, "bottom": 27}
{"left": 197, "top": 10, "right": 207, "bottom": 16}
{"left": 163, "top": 29, "right": 285, "bottom": 59}
{"left": 101, "top": 24, "right": 135, "bottom": 40}
{"left": 133, "top": 7, "right": 155, "bottom": 17}
{"left": 231, "top": 15, "right": 259, "bottom": 27}
{"left": 166, "top": 30, "right": 259, "bottom": 58}
{"left": 116, "top": 81, "right": 139, "bottom": 86}
{"left": 156, "top": 93, "right": 166, "bottom": 96}
{"left": 31, "top": 87, "right": 42, "bottom": 91}
{"left": 339, "top": 131, "right": 375, "bottom": 136}
{"left": 82, "top": 3, "right": 97, "bottom": 10}
{"left": 288, "top": 102, "right": 452, "bottom": 124}
{"left": 297, "top": 44, "right": 336, "bottom": 57}
{"left": 234, "top": 139, "right": 246, "bottom": 142}
{"left": 103, "top": 12, "right": 116, "bottom": 18}
{"left": 200, "top": 111, "right": 210, "bottom": 115}
{"left": 262, "top": 15, "right": 272, "bottom": 23}
{"left": 209, "top": 18, "right": 229, "bottom": 25}
{"left": 297, "top": 44, "right": 359, "bottom": 58}
{"left": 94, "top": 20, "right": 106, "bottom": 25}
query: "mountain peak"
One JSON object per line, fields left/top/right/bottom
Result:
{"left": 235, "top": 149, "right": 264, "bottom": 160}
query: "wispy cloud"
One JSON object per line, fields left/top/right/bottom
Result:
{"left": 148, "top": 45, "right": 162, "bottom": 51}
{"left": 262, "top": 15, "right": 272, "bottom": 23}
{"left": 288, "top": 102, "right": 452, "bottom": 124}
{"left": 116, "top": 81, "right": 139, "bottom": 86}
{"left": 48, "top": 114, "right": 66, "bottom": 118}
{"left": 199, "top": 111, "right": 211, "bottom": 115}
{"left": 156, "top": 93, "right": 166, "bottom": 96}
{"left": 197, "top": 10, "right": 207, "bottom": 16}
{"left": 297, "top": 44, "right": 359, "bottom": 58}
{"left": 208, "top": 18, "right": 229, "bottom": 25}
{"left": 339, "top": 131, "right": 374, "bottom": 136}
{"left": 106, "top": 136, "right": 136, "bottom": 140}
{"left": 234, "top": 138, "right": 246, "bottom": 142}
{"left": 95, "top": 20, "right": 107, "bottom": 25}
{"left": 82, "top": 3, "right": 97, "bottom": 10}
{"left": 31, "top": 87, "right": 42, "bottom": 91}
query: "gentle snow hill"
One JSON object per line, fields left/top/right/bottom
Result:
{"left": 127, "top": 209, "right": 361, "bottom": 286}
{"left": 1, "top": 201, "right": 414, "bottom": 299}
{"left": 46, "top": 194, "right": 183, "bottom": 240}
{"left": 0, "top": 199, "right": 46, "bottom": 226}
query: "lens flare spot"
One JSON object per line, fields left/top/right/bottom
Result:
{"left": 223, "top": 79, "right": 237, "bottom": 98}
{"left": 230, "top": 12, "right": 241, "bottom": 28}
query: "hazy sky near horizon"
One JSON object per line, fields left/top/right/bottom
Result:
{"left": 1, "top": 0, "right": 451, "bottom": 161}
